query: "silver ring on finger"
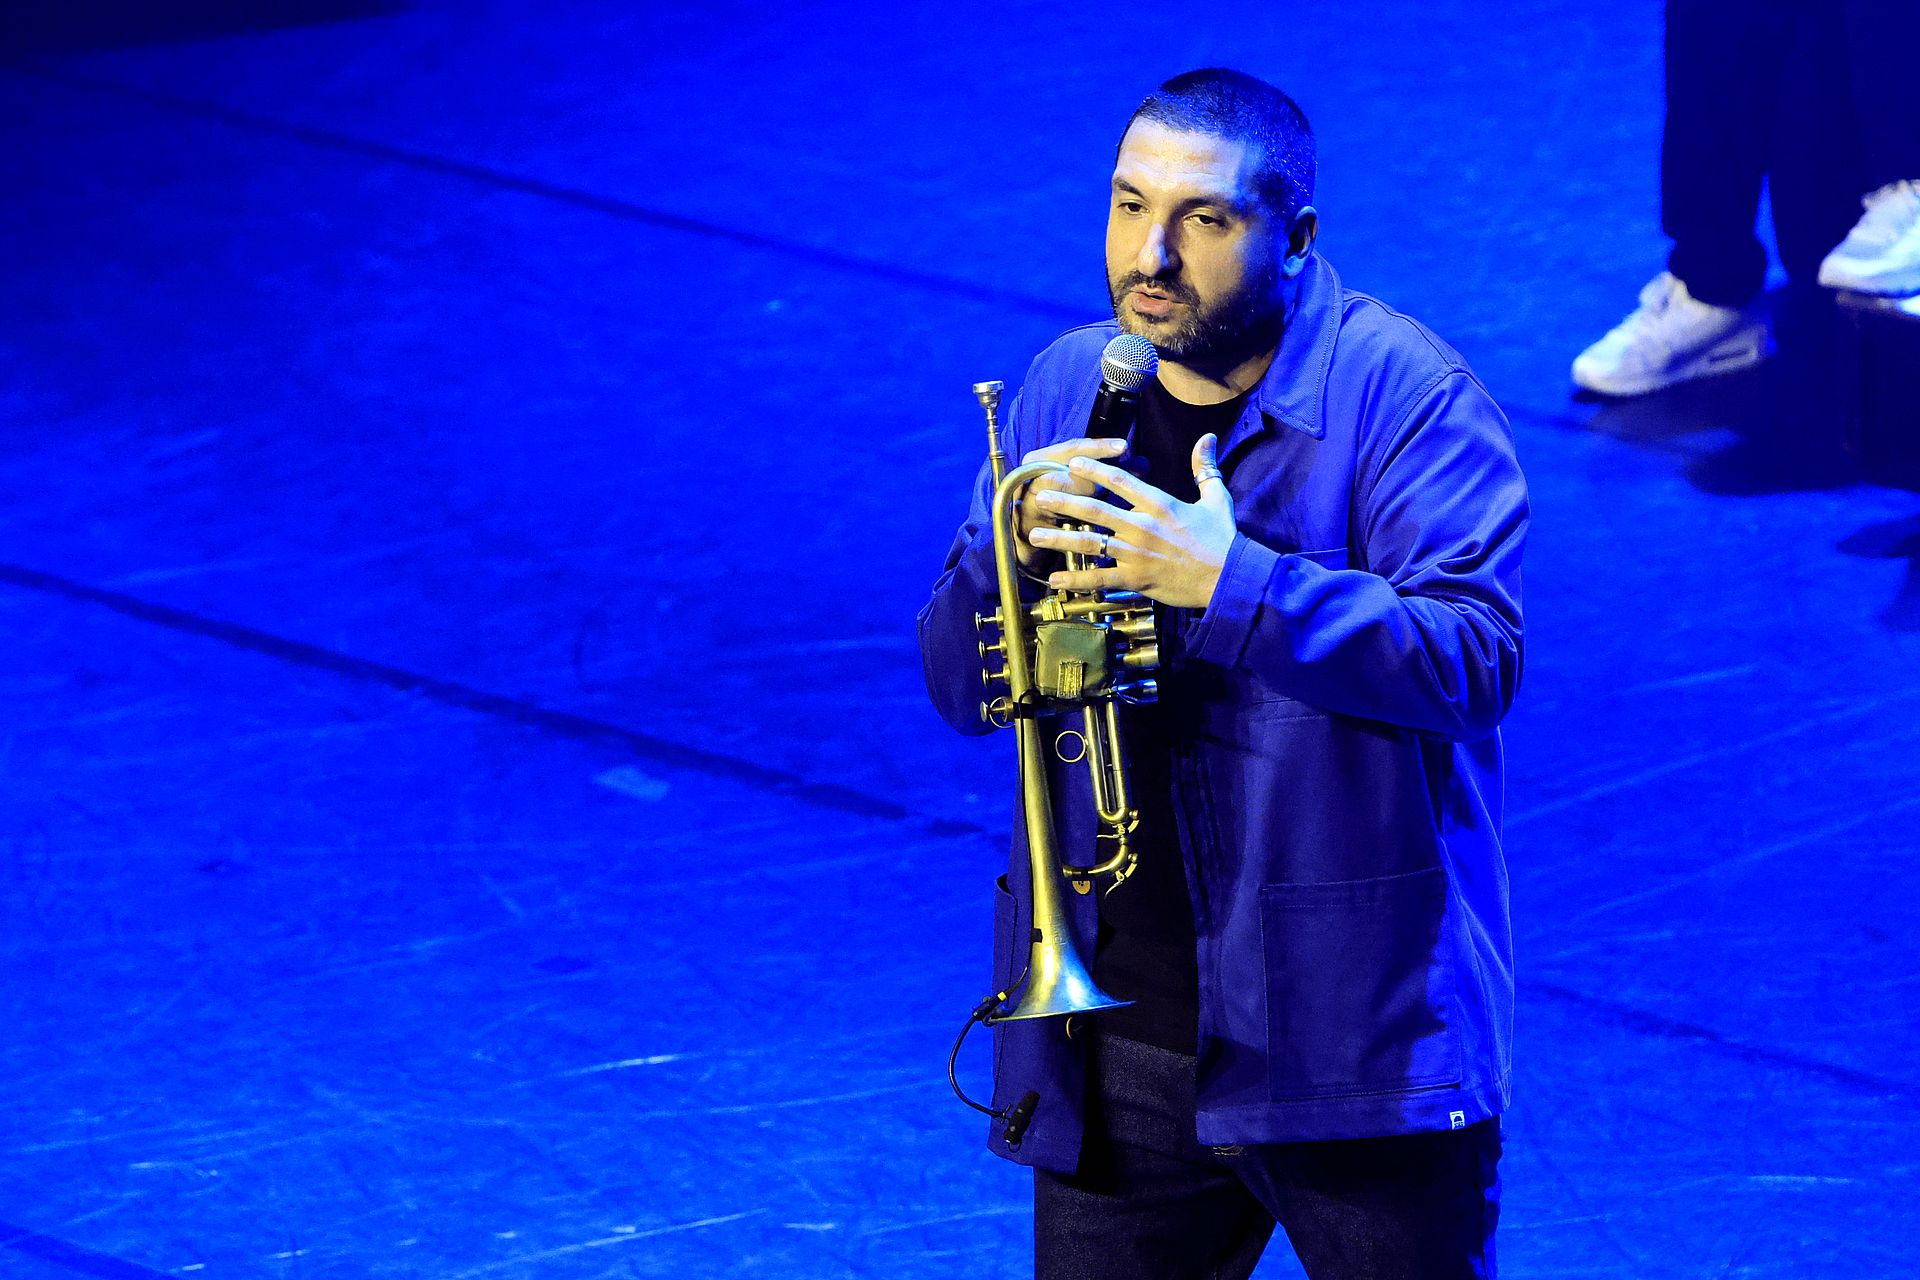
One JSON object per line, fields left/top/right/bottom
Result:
{"left": 1097, "top": 534, "right": 1111, "bottom": 560}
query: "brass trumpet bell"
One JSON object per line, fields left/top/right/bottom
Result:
{"left": 988, "top": 903, "right": 1130, "bottom": 1023}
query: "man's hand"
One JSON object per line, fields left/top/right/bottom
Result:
{"left": 1027, "top": 433, "right": 1236, "bottom": 610}
{"left": 1009, "top": 437, "right": 1130, "bottom": 573}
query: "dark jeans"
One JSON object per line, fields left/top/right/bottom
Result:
{"left": 1663, "top": 0, "right": 1920, "bottom": 306}
{"left": 1033, "top": 1034, "right": 1501, "bottom": 1280}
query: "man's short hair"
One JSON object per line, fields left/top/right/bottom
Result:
{"left": 1124, "top": 68, "right": 1316, "bottom": 222}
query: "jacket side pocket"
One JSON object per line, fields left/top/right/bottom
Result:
{"left": 990, "top": 874, "right": 1017, "bottom": 1092}
{"left": 1259, "top": 865, "right": 1461, "bottom": 1100}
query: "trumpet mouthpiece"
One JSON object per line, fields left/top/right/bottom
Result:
{"left": 1100, "top": 335, "right": 1159, "bottom": 391}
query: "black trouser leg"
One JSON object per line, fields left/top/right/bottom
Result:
{"left": 1033, "top": 1034, "right": 1502, "bottom": 1280}
{"left": 1661, "top": 0, "right": 1791, "bottom": 305}
{"left": 1230, "top": 1122, "right": 1503, "bottom": 1280}
{"left": 1842, "top": 0, "right": 1920, "bottom": 190}
{"left": 1034, "top": 1036, "right": 1272, "bottom": 1280}
{"left": 1768, "top": 4, "right": 1869, "bottom": 284}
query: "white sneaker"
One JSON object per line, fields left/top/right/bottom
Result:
{"left": 1571, "top": 272, "right": 1771, "bottom": 397}
{"left": 1817, "top": 180, "right": 1920, "bottom": 296}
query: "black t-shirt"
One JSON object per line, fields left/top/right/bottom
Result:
{"left": 1091, "top": 376, "right": 1249, "bottom": 1052}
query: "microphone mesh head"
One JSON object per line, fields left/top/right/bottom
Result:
{"left": 1100, "top": 334, "right": 1159, "bottom": 391}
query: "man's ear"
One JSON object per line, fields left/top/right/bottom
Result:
{"left": 1281, "top": 206, "right": 1318, "bottom": 278}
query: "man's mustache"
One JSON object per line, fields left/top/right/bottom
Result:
{"left": 1113, "top": 272, "right": 1199, "bottom": 305}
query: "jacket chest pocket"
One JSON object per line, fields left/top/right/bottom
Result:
{"left": 1229, "top": 431, "right": 1356, "bottom": 562}
{"left": 1259, "top": 865, "right": 1462, "bottom": 1100}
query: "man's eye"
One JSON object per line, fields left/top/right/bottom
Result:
{"left": 1117, "top": 201, "right": 1144, "bottom": 214}
{"left": 1189, "top": 212, "right": 1223, "bottom": 228}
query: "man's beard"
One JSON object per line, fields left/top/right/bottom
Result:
{"left": 1108, "top": 262, "right": 1283, "bottom": 366}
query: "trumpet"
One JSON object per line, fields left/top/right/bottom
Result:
{"left": 969, "top": 376, "right": 1161, "bottom": 1024}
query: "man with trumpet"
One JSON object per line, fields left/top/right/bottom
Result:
{"left": 919, "top": 68, "right": 1527, "bottom": 1280}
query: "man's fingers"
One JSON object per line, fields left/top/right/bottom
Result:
{"left": 1024, "top": 437, "right": 1128, "bottom": 465}
{"left": 1067, "top": 455, "right": 1162, "bottom": 510}
{"left": 1028, "top": 526, "right": 1116, "bottom": 558}
{"left": 1017, "top": 477, "right": 1097, "bottom": 543}
{"left": 1016, "top": 440, "right": 1128, "bottom": 512}
{"left": 1013, "top": 441, "right": 1134, "bottom": 562}
{"left": 1026, "top": 471, "right": 1102, "bottom": 500}
{"left": 1030, "top": 489, "right": 1143, "bottom": 533}
{"left": 1191, "top": 433, "right": 1224, "bottom": 487}
{"left": 1192, "top": 433, "right": 1233, "bottom": 518}
{"left": 1045, "top": 566, "right": 1126, "bottom": 593}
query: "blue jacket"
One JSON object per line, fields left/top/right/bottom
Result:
{"left": 918, "top": 255, "right": 1527, "bottom": 1172}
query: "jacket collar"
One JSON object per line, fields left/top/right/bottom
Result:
{"left": 1223, "top": 252, "right": 1342, "bottom": 453}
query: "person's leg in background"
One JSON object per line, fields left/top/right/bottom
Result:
{"left": 1572, "top": 0, "right": 1787, "bottom": 395}
{"left": 1815, "top": 0, "right": 1920, "bottom": 296}
{"left": 1837, "top": 0, "right": 1920, "bottom": 196}
{"left": 1660, "top": 0, "right": 1791, "bottom": 305}
{"left": 1767, "top": 2, "right": 1868, "bottom": 291}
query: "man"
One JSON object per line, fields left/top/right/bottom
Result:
{"left": 919, "top": 69, "right": 1526, "bottom": 1280}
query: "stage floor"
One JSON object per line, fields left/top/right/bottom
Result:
{"left": 1, "top": 3, "right": 1916, "bottom": 1276}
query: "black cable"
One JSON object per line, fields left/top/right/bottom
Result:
{"left": 946, "top": 983, "right": 1043, "bottom": 1150}
{"left": 946, "top": 993, "right": 1007, "bottom": 1118}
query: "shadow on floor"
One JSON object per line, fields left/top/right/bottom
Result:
{"left": 1837, "top": 514, "right": 1920, "bottom": 632}
{"left": 1, "top": 1, "right": 403, "bottom": 59}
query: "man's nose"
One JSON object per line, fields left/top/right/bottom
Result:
{"left": 1136, "top": 223, "right": 1176, "bottom": 276}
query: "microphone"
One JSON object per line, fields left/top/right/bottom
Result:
{"left": 1001, "top": 1091, "right": 1041, "bottom": 1149}
{"left": 1087, "top": 334, "right": 1160, "bottom": 438}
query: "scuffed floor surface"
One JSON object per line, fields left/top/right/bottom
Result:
{"left": 1, "top": 2, "right": 1916, "bottom": 1276}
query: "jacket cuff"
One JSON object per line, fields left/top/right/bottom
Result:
{"left": 1184, "top": 533, "right": 1280, "bottom": 670}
